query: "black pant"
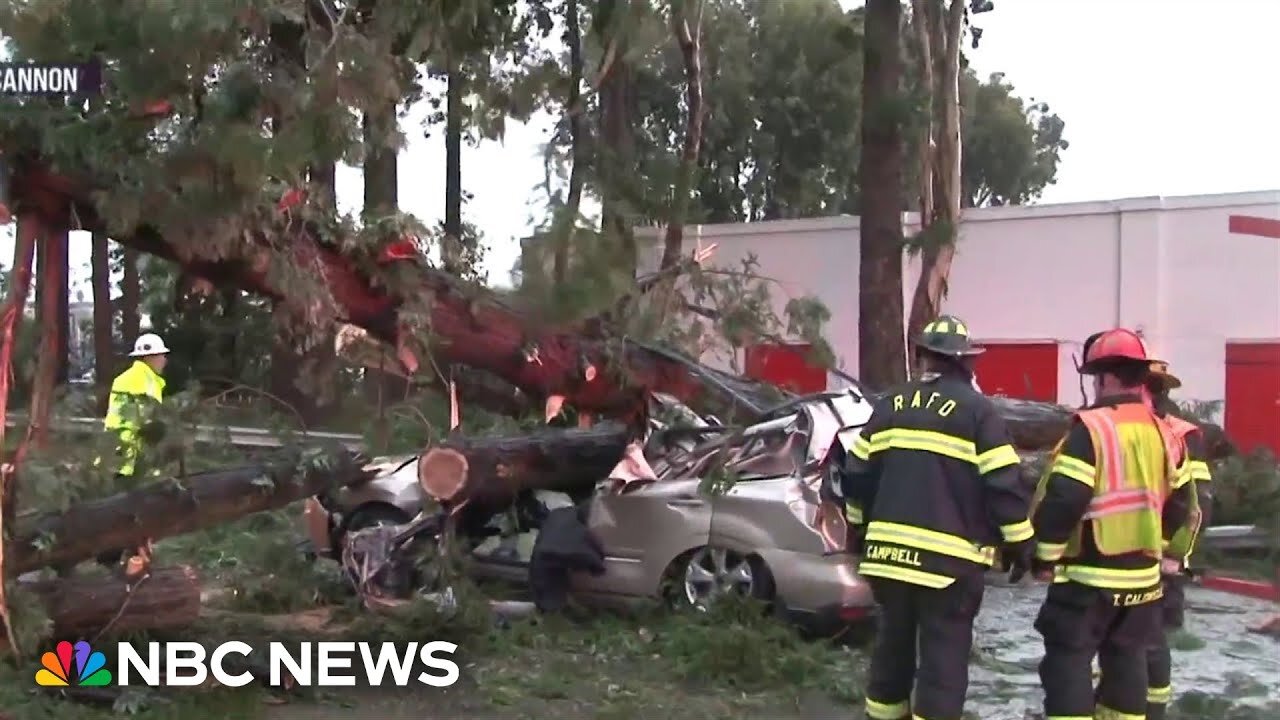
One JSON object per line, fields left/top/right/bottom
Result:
{"left": 1146, "top": 575, "right": 1186, "bottom": 719}
{"left": 1036, "top": 580, "right": 1163, "bottom": 718}
{"left": 864, "top": 573, "right": 984, "bottom": 719}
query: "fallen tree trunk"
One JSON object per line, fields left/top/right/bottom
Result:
{"left": 419, "top": 422, "right": 632, "bottom": 515}
{"left": 9, "top": 161, "right": 1234, "bottom": 457}
{"left": 992, "top": 396, "right": 1233, "bottom": 460}
{"left": 10, "top": 445, "right": 360, "bottom": 574}
{"left": 19, "top": 565, "right": 201, "bottom": 637}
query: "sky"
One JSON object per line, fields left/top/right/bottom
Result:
{"left": 4, "top": 0, "right": 1279, "bottom": 297}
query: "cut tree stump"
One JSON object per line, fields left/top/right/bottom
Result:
{"left": 19, "top": 565, "right": 201, "bottom": 637}
{"left": 10, "top": 444, "right": 360, "bottom": 574}
{"left": 419, "top": 422, "right": 633, "bottom": 513}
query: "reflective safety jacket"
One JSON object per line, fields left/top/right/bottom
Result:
{"left": 102, "top": 360, "right": 166, "bottom": 477}
{"left": 1032, "top": 394, "right": 1194, "bottom": 591}
{"left": 1160, "top": 414, "right": 1213, "bottom": 564}
{"left": 841, "top": 369, "right": 1031, "bottom": 589}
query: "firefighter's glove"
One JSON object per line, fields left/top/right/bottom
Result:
{"left": 1002, "top": 538, "right": 1034, "bottom": 584}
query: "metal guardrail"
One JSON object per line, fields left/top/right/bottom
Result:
{"left": 1200, "top": 524, "right": 1271, "bottom": 551}
{"left": 4, "top": 414, "right": 365, "bottom": 451}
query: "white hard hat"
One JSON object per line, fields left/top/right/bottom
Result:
{"left": 129, "top": 332, "right": 170, "bottom": 357}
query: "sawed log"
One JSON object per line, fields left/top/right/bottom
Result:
{"left": 19, "top": 565, "right": 201, "bottom": 637}
{"left": 417, "top": 422, "right": 633, "bottom": 515}
{"left": 10, "top": 444, "right": 360, "bottom": 575}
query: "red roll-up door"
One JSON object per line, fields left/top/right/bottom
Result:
{"left": 972, "top": 342, "right": 1059, "bottom": 403}
{"left": 1224, "top": 341, "right": 1280, "bottom": 456}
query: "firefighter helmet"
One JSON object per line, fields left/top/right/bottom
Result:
{"left": 1079, "top": 328, "right": 1154, "bottom": 374}
{"left": 916, "top": 315, "right": 985, "bottom": 357}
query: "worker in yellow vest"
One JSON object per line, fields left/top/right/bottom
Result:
{"left": 98, "top": 332, "right": 170, "bottom": 570}
{"left": 1143, "top": 360, "right": 1213, "bottom": 720}
{"left": 1029, "top": 328, "right": 1195, "bottom": 720}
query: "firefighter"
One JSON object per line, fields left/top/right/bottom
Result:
{"left": 1144, "top": 359, "right": 1213, "bottom": 720}
{"left": 839, "top": 314, "right": 1032, "bottom": 720}
{"left": 1030, "top": 328, "right": 1196, "bottom": 720}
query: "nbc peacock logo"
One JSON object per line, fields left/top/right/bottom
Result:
{"left": 36, "top": 640, "right": 113, "bottom": 687}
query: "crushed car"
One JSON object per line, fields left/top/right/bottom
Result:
{"left": 301, "top": 387, "right": 877, "bottom": 632}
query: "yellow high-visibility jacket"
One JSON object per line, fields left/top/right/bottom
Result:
{"left": 102, "top": 360, "right": 166, "bottom": 476}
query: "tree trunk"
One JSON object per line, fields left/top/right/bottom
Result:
{"left": 0, "top": 211, "right": 40, "bottom": 653}
{"left": 653, "top": 0, "right": 706, "bottom": 326}
{"left": 53, "top": 230, "right": 71, "bottom": 385}
{"left": 362, "top": 101, "right": 409, "bottom": 406}
{"left": 907, "top": 0, "right": 966, "bottom": 349}
{"left": 857, "top": 0, "right": 909, "bottom": 389}
{"left": 443, "top": 55, "right": 465, "bottom": 275}
{"left": 596, "top": 0, "right": 638, "bottom": 276}
{"left": 10, "top": 446, "right": 360, "bottom": 575}
{"left": 91, "top": 232, "right": 114, "bottom": 413}
{"left": 120, "top": 247, "right": 140, "bottom": 342}
{"left": 20, "top": 565, "right": 201, "bottom": 637}
{"left": 29, "top": 226, "right": 68, "bottom": 449}
{"left": 552, "top": 0, "right": 586, "bottom": 288}
{"left": 419, "top": 421, "right": 631, "bottom": 516}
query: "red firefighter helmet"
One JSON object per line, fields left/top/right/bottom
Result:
{"left": 1079, "top": 328, "right": 1156, "bottom": 375}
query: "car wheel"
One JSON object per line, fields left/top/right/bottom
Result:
{"left": 679, "top": 546, "right": 775, "bottom": 610}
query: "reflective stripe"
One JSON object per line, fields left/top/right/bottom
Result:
{"left": 1036, "top": 541, "right": 1067, "bottom": 562}
{"left": 865, "top": 697, "right": 910, "bottom": 719}
{"left": 1148, "top": 684, "right": 1172, "bottom": 703}
{"left": 845, "top": 504, "right": 864, "bottom": 525}
{"left": 861, "top": 428, "right": 979, "bottom": 464}
{"left": 1049, "top": 454, "right": 1096, "bottom": 487}
{"left": 865, "top": 521, "right": 997, "bottom": 566}
{"left": 852, "top": 433, "right": 873, "bottom": 460}
{"left": 999, "top": 519, "right": 1033, "bottom": 543}
{"left": 976, "top": 443, "right": 1020, "bottom": 474}
{"left": 858, "top": 561, "right": 955, "bottom": 589}
{"left": 1083, "top": 488, "right": 1160, "bottom": 519}
{"left": 1052, "top": 563, "right": 1161, "bottom": 589}
{"left": 1095, "top": 705, "right": 1145, "bottom": 720}
{"left": 1185, "top": 459, "right": 1211, "bottom": 482}
{"left": 1078, "top": 410, "right": 1162, "bottom": 520}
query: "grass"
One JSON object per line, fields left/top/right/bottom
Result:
{"left": 0, "top": 506, "right": 867, "bottom": 720}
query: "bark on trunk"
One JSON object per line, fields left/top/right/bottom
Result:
{"left": 0, "top": 211, "right": 40, "bottom": 653}
{"left": 10, "top": 446, "right": 360, "bottom": 575}
{"left": 857, "top": 0, "right": 909, "bottom": 388}
{"left": 443, "top": 55, "right": 465, "bottom": 275}
{"left": 653, "top": 0, "right": 706, "bottom": 326}
{"left": 596, "top": 0, "right": 638, "bottom": 276}
{"left": 120, "top": 248, "right": 141, "bottom": 342}
{"left": 419, "top": 422, "right": 631, "bottom": 516}
{"left": 552, "top": 0, "right": 586, "bottom": 287}
{"left": 362, "top": 100, "right": 409, "bottom": 406}
{"left": 30, "top": 227, "right": 68, "bottom": 449}
{"left": 906, "top": 0, "right": 966, "bottom": 348}
{"left": 91, "top": 233, "right": 114, "bottom": 414}
{"left": 20, "top": 565, "right": 201, "bottom": 637}
{"left": 992, "top": 396, "right": 1232, "bottom": 460}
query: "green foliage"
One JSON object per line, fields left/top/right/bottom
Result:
{"left": 1209, "top": 450, "right": 1280, "bottom": 529}
{"left": 961, "top": 71, "right": 1069, "bottom": 207}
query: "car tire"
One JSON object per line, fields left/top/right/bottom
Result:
{"left": 671, "top": 546, "right": 776, "bottom": 611}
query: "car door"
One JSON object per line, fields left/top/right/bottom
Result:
{"left": 572, "top": 477, "right": 713, "bottom": 600}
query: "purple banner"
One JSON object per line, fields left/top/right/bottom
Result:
{"left": 0, "top": 61, "right": 102, "bottom": 97}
